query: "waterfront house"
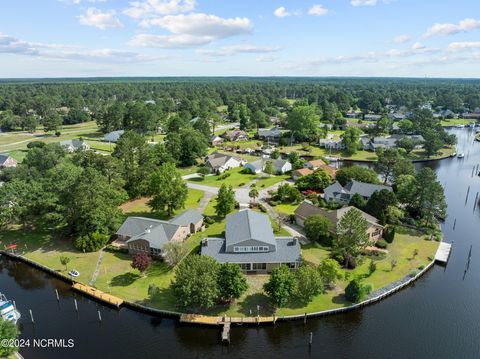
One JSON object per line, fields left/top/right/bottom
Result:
{"left": 304, "top": 159, "right": 337, "bottom": 178}
{"left": 324, "top": 180, "right": 392, "bottom": 204}
{"left": 292, "top": 168, "right": 313, "bottom": 181}
{"left": 116, "top": 209, "right": 204, "bottom": 257}
{"left": 319, "top": 135, "right": 344, "bottom": 150}
{"left": 0, "top": 154, "right": 17, "bottom": 169}
{"left": 294, "top": 201, "right": 384, "bottom": 243}
{"left": 59, "top": 139, "right": 90, "bottom": 152}
{"left": 103, "top": 130, "right": 125, "bottom": 143}
{"left": 201, "top": 209, "right": 301, "bottom": 273}
{"left": 244, "top": 158, "right": 292, "bottom": 174}
{"left": 361, "top": 135, "right": 425, "bottom": 151}
{"left": 205, "top": 152, "right": 245, "bottom": 173}
{"left": 258, "top": 127, "right": 283, "bottom": 143}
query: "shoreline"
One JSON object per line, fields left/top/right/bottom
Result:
{"left": 0, "top": 249, "right": 438, "bottom": 326}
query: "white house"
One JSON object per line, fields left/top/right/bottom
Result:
{"left": 59, "top": 139, "right": 90, "bottom": 152}
{"left": 244, "top": 159, "right": 292, "bottom": 174}
{"left": 205, "top": 152, "right": 245, "bottom": 173}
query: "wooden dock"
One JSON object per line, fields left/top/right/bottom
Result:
{"left": 72, "top": 283, "right": 123, "bottom": 307}
{"left": 179, "top": 313, "right": 275, "bottom": 326}
{"left": 221, "top": 322, "right": 231, "bottom": 343}
{"left": 435, "top": 242, "right": 452, "bottom": 264}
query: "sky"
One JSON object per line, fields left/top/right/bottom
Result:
{"left": 1, "top": 0, "right": 480, "bottom": 78}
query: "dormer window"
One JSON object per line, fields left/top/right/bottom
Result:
{"left": 233, "top": 246, "right": 269, "bottom": 253}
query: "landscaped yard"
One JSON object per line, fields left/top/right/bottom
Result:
{"left": 187, "top": 167, "right": 257, "bottom": 188}
{"left": 440, "top": 118, "right": 476, "bottom": 126}
{"left": 120, "top": 188, "right": 205, "bottom": 219}
{"left": 272, "top": 203, "right": 300, "bottom": 216}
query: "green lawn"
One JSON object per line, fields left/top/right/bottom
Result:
{"left": 187, "top": 167, "right": 257, "bottom": 188}
{"left": 440, "top": 118, "right": 475, "bottom": 126}
{"left": 273, "top": 203, "right": 300, "bottom": 216}
{"left": 120, "top": 188, "right": 204, "bottom": 219}
{"left": 255, "top": 174, "right": 290, "bottom": 189}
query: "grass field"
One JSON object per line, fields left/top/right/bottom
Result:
{"left": 187, "top": 167, "right": 256, "bottom": 188}
{"left": 440, "top": 118, "right": 476, "bottom": 126}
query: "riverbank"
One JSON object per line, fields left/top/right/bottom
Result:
{"left": 0, "top": 223, "right": 440, "bottom": 319}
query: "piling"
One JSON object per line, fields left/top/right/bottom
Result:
{"left": 74, "top": 299, "right": 78, "bottom": 312}
{"left": 55, "top": 289, "right": 59, "bottom": 301}
{"left": 98, "top": 310, "right": 102, "bottom": 322}
{"left": 309, "top": 332, "right": 313, "bottom": 346}
{"left": 453, "top": 218, "right": 457, "bottom": 230}
{"left": 29, "top": 309, "right": 34, "bottom": 324}
{"left": 304, "top": 312, "right": 307, "bottom": 324}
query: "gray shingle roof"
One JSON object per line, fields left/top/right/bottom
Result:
{"left": 0, "top": 154, "right": 10, "bottom": 165}
{"left": 116, "top": 217, "right": 170, "bottom": 238}
{"left": 226, "top": 210, "right": 276, "bottom": 247}
{"left": 103, "top": 130, "right": 125, "bottom": 143}
{"left": 59, "top": 139, "right": 88, "bottom": 149}
{"left": 127, "top": 222, "right": 180, "bottom": 250}
{"left": 344, "top": 180, "right": 392, "bottom": 198}
{"left": 201, "top": 237, "right": 301, "bottom": 264}
{"left": 170, "top": 209, "right": 203, "bottom": 226}
{"left": 205, "top": 152, "right": 241, "bottom": 169}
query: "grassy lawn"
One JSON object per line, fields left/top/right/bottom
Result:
{"left": 440, "top": 118, "right": 475, "bottom": 126}
{"left": 187, "top": 167, "right": 257, "bottom": 188}
{"left": 255, "top": 174, "right": 290, "bottom": 189}
{"left": 273, "top": 203, "right": 300, "bottom": 216}
{"left": 120, "top": 188, "right": 204, "bottom": 219}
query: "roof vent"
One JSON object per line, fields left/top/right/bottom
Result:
{"left": 145, "top": 228, "right": 151, "bottom": 234}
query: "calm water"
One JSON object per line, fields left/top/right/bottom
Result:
{"left": 2, "top": 128, "right": 480, "bottom": 359}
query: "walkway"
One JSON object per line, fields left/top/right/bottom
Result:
{"left": 89, "top": 248, "right": 105, "bottom": 286}
{"left": 198, "top": 191, "right": 215, "bottom": 212}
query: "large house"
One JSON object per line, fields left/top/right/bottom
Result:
{"left": 116, "top": 209, "right": 204, "bottom": 257}
{"left": 59, "top": 139, "right": 90, "bottom": 152}
{"left": 0, "top": 154, "right": 17, "bottom": 169}
{"left": 223, "top": 129, "right": 248, "bottom": 142}
{"left": 361, "top": 135, "right": 425, "bottom": 151}
{"left": 324, "top": 180, "right": 392, "bottom": 204}
{"left": 103, "top": 130, "right": 125, "bottom": 143}
{"left": 295, "top": 201, "right": 384, "bottom": 243}
{"left": 319, "top": 134, "right": 344, "bottom": 150}
{"left": 292, "top": 168, "right": 313, "bottom": 181}
{"left": 258, "top": 127, "right": 283, "bottom": 143}
{"left": 201, "top": 209, "right": 301, "bottom": 273}
{"left": 243, "top": 158, "right": 292, "bottom": 174}
{"left": 205, "top": 152, "right": 245, "bottom": 173}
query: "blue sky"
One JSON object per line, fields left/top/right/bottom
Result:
{"left": 1, "top": 0, "right": 480, "bottom": 78}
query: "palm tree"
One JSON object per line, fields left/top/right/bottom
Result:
{"left": 249, "top": 187, "right": 259, "bottom": 205}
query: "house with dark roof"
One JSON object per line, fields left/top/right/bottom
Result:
{"left": 243, "top": 158, "right": 292, "bottom": 174}
{"left": 222, "top": 129, "right": 248, "bottom": 142}
{"left": 59, "top": 139, "right": 90, "bottom": 152}
{"left": 201, "top": 209, "right": 301, "bottom": 273}
{"left": 324, "top": 180, "right": 392, "bottom": 204}
{"left": 361, "top": 135, "right": 425, "bottom": 151}
{"left": 103, "top": 130, "right": 125, "bottom": 143}
{"left": 0, "top": 154, "right": 17, "bottom": 169}
{"left": 115, "top": 209, "right": 204, "bottom": 257}
{"left": 294, "top": 201, "right": 384, "bottom": 243}
{"left": 209, "top": 135, "right": 224, "bottom": 147}
{"left": 205, "top": 152, "right": 245, "bottom": 173}
{"left": 258, "top": 127, "right": 284, "bottom": 143}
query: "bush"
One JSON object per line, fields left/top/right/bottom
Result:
{"left": 27, "top": 141, "right": 46, "bottom": 149}
{"left": 55, "top": 131, "right": 61, "bottom": 137}
{"left": 74, "top": 232, "right": 110, "bottom": 252}
{"left": 217, "top": 172, "right": 231, "bottom": 180}
{"left": 409, "top": 270, "right": 418, "bottom": 277}
{"left": 105, "top": 244, "right": 128, "bottom": 254}
{"left": 258, "top": 204, "right": 267, "bottom": 213}
{"left": 204, "top": 216, "right": 215, "bottom": 225}
{"left": 345, "top": 278, "right": 372, "bottom": 303}
{"left": 375, "top": 239, "right": 388, "bottom": 249}
{"left": 418, "top": 265, "right": 425, "bottom": 270}
{"left": 384, "top": 226, "right": 395, "bottom": 243}
{"left": 428, "top": 255, "right": 434, "bottom": 261}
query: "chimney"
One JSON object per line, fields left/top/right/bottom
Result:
{"left": 202, "top": 238, "right": 208, "bottom": 247}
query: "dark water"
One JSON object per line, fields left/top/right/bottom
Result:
{"left": 2, "top": 128, "right": 480, "bottom": 359}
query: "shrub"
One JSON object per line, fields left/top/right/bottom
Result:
{"left": 409, "top": 270, "right": 418, "bottom": 278}
{"left": 55, "top": 131, "right": 61, "bottom": 137}
{"left": 258, "top": 204, "right": 267, "bottom": 212}
{"left": 384, "top": 226, "right": 395, "bottom": 243}
{"left": 418, "top": 265, "right": 425, "bottom": 270}
{"left": 217, "top": 172, "right": 231, "bottom": 180}
{"left": 27, "top": 141, "right": 46, "bottom": 149}
{"left": 204, "top": 216, "right": 215, "bottom": 225}
{"left": 105, "top": 244, "right": 128, "bottom": 254}
{"left": 74, "top": 232, "right": 109, "bottom": 252}
{"left": 368, "top": 260, "right": 377, "bottom": 275}
{"left": 428, "top": 255, "right": 434, "bottom": 261}
{"left": 345, "top": 278, "right": 371, "bottom": 303}
{"left": 375, "top": 239, "right": 388, "bottom": 249}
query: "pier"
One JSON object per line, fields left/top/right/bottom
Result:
{"left": 435, "top": 242, "right": 452, "bottom": 264}
{"left": 72, "top": 283, "right": 123, "bottom": 307}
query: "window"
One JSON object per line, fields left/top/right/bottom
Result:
{"left": 288, "top": 262, "right": 297, "bottom": 269}
{"left": 233, "top": 246, "right": 269, "bottom": 253}
{"left": 239, "top": 263, "right": 251, "bottom": 270}
{"left": 253, "top": 263, "right": 267, "bottom": 270}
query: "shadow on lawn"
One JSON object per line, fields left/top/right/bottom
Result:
{"left": 110, "top": 272, "right": 141, "bottom": 286}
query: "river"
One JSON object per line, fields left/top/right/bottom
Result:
{"left": 1, "top": 128, "right": 480, "bottom": 359}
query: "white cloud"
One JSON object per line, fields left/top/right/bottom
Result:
{"left": 123, "top": 0, "right": 196, "bottom": 19}
{"left": 392, "top": 34, "right": 410, "bottom": 44}
{"left": 131, "top": 13, "right": 252, "bottom": 48}
{"left": 0, "top": 33, "right": 162, "bottom": 63}
{"left": 256, "top": 55, "right": 275, "bottom": 62}
{"left": 411, "top": 42, "right": 425, "bottom": 50}
{"left": 308, "top": 5, "right": 329, "bottom": 16}
{"left": 78, "top": 8, "right": 123, "bottom": 29}
{"left": 423, "top": 18, "right": 480, "bottom": 38}
{"left": 197, "top": 44, "right": 282, "bottom": 57}
{"left": 351, "top": 0, "right": 377, "bottom": 7}
{"left": 446, "top": 41, "right": 480, "bottom": 52}
{"left": 273, "top": 6, "right": 301, "bottom": 18}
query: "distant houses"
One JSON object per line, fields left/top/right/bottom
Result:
{"left": 304, "top": 159, "right": 337, "bottom": 178}
{"left": 222, "top": 129, "right": 248, "bottom": 142}
{"left": 103, "top": 130, "right": 125, "bottom": 143}
{"left": 209, "top": 135, "right": 224, "bottom": 147}
{"left": 59, "top": 139, "right": 90, "bottom": 152}
{"left": 0, "top": 154, "right": 17, "bottom": 169}
{"left": 294, "top": 201, "right": 384, "bottom": 243}
{"left": 257, "top": 127, "right": 284, "bottom": 143}
{"left": 115, "top": 209, "right": 204, "bottom": 257}
{"left": 243, "top": 158, "right": 292, "bottom": 175}
{"left": 361, "top": 134, "right": 425, "bottom": 151}
{"left": 205, "top": 152, "right": 246, "bottom": 173}
{"left": 201, "top": 209, "right": 301, "bottom": 273}
{"left": 324, "top": 180, "right": 392, "bottom": 205}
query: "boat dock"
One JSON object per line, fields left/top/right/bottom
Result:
{"left": 435, "top": 242, "right": 452, "bottom": 264}
{"left": 179, "top": 314, "right": 276, "bottom": 326}
{"left": 72, "top": 283, "right": 124, "bottom": 307}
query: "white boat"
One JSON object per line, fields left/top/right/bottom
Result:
{"left": 457, "top": 153, "right": 465, "bottom": 158}
{"left": 0, "top": 294, "right": 20, "bottom": 324}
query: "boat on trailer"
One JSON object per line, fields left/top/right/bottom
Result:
{"left": 0, "top": 293, "right": 20, "bottom": 324}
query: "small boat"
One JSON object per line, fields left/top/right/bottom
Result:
{"left": 456, "top": 124, "right": 465, "bottom": 128}
{"left": 457, "top": 153, "right": 465, "bottom": 158}
{"left": 0, "top": 294, "right": 21, "bottom": 324}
